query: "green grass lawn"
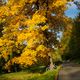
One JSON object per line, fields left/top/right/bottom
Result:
{"left": 0, "top": 66, "right": 60, "bottom": 80}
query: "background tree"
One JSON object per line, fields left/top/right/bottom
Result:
{"left": 63, "top": 13, "right": 80, "bottom": 60}
{"left": 59, "top": 21, "right": 73, "bottom": 60}
{"left": 60, "top": 1, "right": 80, "bottom": 60}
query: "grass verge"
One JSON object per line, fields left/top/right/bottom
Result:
{"left": 0, "top": 66, "right": 60, "bottom": 80}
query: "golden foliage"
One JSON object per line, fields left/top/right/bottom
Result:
{"left": 0, "top": 0, "right": 68, "bottom": 70}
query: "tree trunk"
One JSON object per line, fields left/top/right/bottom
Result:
{"left": 49, "top": 57, "right": 54, "bottom": 70}
{"left": 48, "top": 53, "right": 54, "bottom": 70}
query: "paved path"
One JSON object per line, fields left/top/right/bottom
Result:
{"left": 58, "top": 63, "right": 80, "bottom": 80}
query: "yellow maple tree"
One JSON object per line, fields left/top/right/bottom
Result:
{"left": 0, "top": 0, "right": 70, "bottom": 71}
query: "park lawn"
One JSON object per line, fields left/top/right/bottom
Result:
{"left": 0, "top": 66, "right": 60, "bottom": 80}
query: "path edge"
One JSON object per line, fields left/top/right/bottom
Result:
{"left": 55, "top": 65, "right": 62, "bottom": 80}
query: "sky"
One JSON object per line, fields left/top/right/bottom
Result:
{"left": 65, "top": 1, "right": 80, "bottom": 18}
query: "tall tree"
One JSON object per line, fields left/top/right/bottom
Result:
{"left": 60, "top": 2, "right": 80, "bottom": 60}
{"left": 66, "top": 13, "right": 80, "bottom": 60}
{"left": 0, "top": 0, "right": 69, "bottom": 72}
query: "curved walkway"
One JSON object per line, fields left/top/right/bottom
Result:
{"left": 58, "top": 63, "right": 80, "bottom": 80}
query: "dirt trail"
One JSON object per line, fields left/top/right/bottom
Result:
{"left": 58, "top": 63, "right": 80, "bottom": 80}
